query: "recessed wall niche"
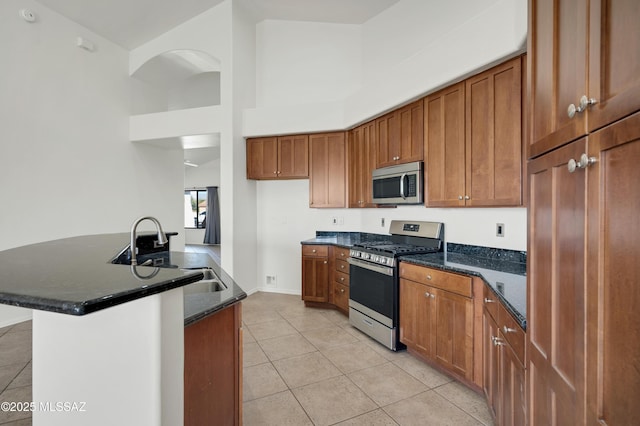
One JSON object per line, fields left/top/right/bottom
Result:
{"left": 131, "top": 50, "right": 221, "bottom": 115}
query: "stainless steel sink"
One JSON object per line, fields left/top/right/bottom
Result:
{"left": 182, "top": 268, "right": 227, "bottom": 294}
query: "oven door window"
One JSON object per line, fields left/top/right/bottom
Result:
{"left": 349, "top": 263, "right": 395, "bottom": 320}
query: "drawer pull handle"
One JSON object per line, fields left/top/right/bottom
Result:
{"left": 312, "top": 249, "right": 317, "bottom": 253}
{"left": 426, "top": 274, "right": 432, "bottom": 280}
{"left": 340, "top": 288, "right": 345, "bottom": 293}
{"left": 341, "top": 265, "right": 345, "bottom": 269}
{"left": 503, "top": 326, "right": 517, "bottom": 334}
{"left": 323, "top": 260, "right": 327, "bottom": 264}
{"left": 340, "top": 277, "right": 345, "bottom": 282}
{"left": 484, "top": 298, "right": 494, "bottom": 304}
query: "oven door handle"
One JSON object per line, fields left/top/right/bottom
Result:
{"left": 347, "top": 257, "right": 394, "bottom": 276}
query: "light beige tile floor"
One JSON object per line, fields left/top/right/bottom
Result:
{"left": 0, "top": 321, "right": 32, "bottom": 425}
{"left": 0, "top": 290, "right": 494, "bottom": 426}
{"left": 243, "top": 291, "right": 494, "bottom": 426}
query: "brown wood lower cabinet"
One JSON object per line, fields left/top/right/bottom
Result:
{"left": 483, "top": 287, "right": 526, "bottom": 426}
{"left": 301, "top": 245, "right": 350, "bottom": 314}
{"left": 301, "top": 245, "right": 330, "bottom": 303}
{"left": 399, "top": 263, "right": 475, "bottom": 384}
{"left": 586, "top": 111, "right": 640, "bottom": 425}
{"left": 184, "top": 303, "right": 242, "bottom": 426}
{"left": 528, "top": 138, "right": 587, "bottom": 425}
{"left": 331, "top": 246, "right": 350, "bottom": 313}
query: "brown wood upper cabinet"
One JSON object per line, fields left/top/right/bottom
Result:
{"left": 528, "top": 0, "right": 640, "bottom": 159}
{"left": 246, "top": 135, "right": 309, "bottom": 179}
{"left": 376, "top": 100, "right": 424, "bottom": 168}
{"left": 309, "top": 132, "right": 347, "bottom": 208}
{"left": 348, "top": 120, "right": 377, "bottom": 208}
{"left": 424, "top": 57, "right": 522, "bottom": 207}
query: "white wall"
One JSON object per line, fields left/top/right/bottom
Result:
{"left": 256, "top": 20, "right": 361, "bottom": 108}
{"left": 244, "top": 0, "right": 527, "bottom": 135}
{"left": 251, "top": 0, "right": 529, "bottom": 295}
{"left": 256, "top": 180, "right": 526, "bottom": 295}
{"left": 0, "top": 0, "right": 184, "bottom": 326}
{"left": 229, "top": 0, "right": 258, "bottom": 294}
{"left": 129, "top": 0, "right": 260, "bottom": 294}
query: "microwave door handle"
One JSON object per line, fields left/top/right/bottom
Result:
{"left": 400, "top": 173, "right": 407, "bottom": 199}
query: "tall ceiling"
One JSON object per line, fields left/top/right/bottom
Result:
{"left": 35, "top": 0, "right": 400, "bottom": 50}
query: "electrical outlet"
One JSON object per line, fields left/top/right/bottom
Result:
{"left": 266, "top": 275, "right": 277, "bottom": 287}
{"left": 381, "top": 218, "right": 385, "bottom": 227}
{"left": 331, "top": 217, "right": 338, "bottom": 225}
{"left": 496, "top": 223, "right": 505, "bottom": 237}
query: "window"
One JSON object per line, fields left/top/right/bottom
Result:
{"left": 184, "top": 189, "right": 207, "bottom": 229}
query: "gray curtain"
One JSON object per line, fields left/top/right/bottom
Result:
{"left": 203, "top": 186, "right": 220, "bottom": 244}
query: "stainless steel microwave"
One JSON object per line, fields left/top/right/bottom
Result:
{"left": 372, "top": 161, "right": 423, "bottom": 205}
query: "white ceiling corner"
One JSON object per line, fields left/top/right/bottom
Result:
{"left": 35, "top": 0, "right": 400, "bottom": 50}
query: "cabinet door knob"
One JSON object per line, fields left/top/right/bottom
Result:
{"left": 425, "top": 292, "right": 431, "bottom": 298}
{"left": 458, "top": 195, "right": 463, "bottom": 200}
{"left": 323, "top": 260, "right": 327, "bottom": 264}
{"left": 464, "top": 195, "right": 470, "bottom": 200}
{"left": 340, "top": 288, "right": 345, "bottom": 293}
{"left": 568, "top": 153, "right": 597, "bottom": 173}
{"left": 568, "top": 95, "right": 597, "bottom": 118}
{"left": 492, "top": 336, "right": 505, "bottom": 347}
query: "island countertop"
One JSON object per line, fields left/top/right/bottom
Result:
{"left": 0, "top": 233, "right": 246, "bottom": 320}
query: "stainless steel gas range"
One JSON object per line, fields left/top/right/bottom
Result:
{"left": 348, "top": 220, "right": 444, "bottom": 350}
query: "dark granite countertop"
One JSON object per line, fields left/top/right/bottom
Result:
{"left": 175, "top": 252, "right": 247, "bottom": 326}
{"left": 301, "top": 231, "right": 390, "bottom": 248}
{"left": 302, "top": 232, "right": 527, "bottom": 330}
{"left": 399, "top": 246, "right": 527, "bottom": 330}
{"left": 0, "top": 234, "right": 246, "bottom": 323}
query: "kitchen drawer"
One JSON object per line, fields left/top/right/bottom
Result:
{"left": 399, "top": 263, "right": 472, "bottom": 297}
{"left": 333, "top": 282, "right": 349, "bottom": 312}
{"left": 483, "top": 285, "right": 499, "bottom": 322}
{"left": 335, "top": 259, "right": 349, "bottom": 274}
{"left": 302, "top": 245, "right": 329, "bottom": 257}
{"left": 498, "top": 303, "right": 525, "bottom": 364}
{"left": 334, "top": 246, "right": 350, "bottom": 261}
{"left": 334, "top": 270, "right": 350, "bottom": 287}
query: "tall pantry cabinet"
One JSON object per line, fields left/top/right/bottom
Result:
{"left": 527, "top": 0, "right": 640, "bottom": 424}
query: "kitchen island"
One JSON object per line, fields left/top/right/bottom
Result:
{"left": 0, "top": 234, "right": 246, "bottom": 426}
